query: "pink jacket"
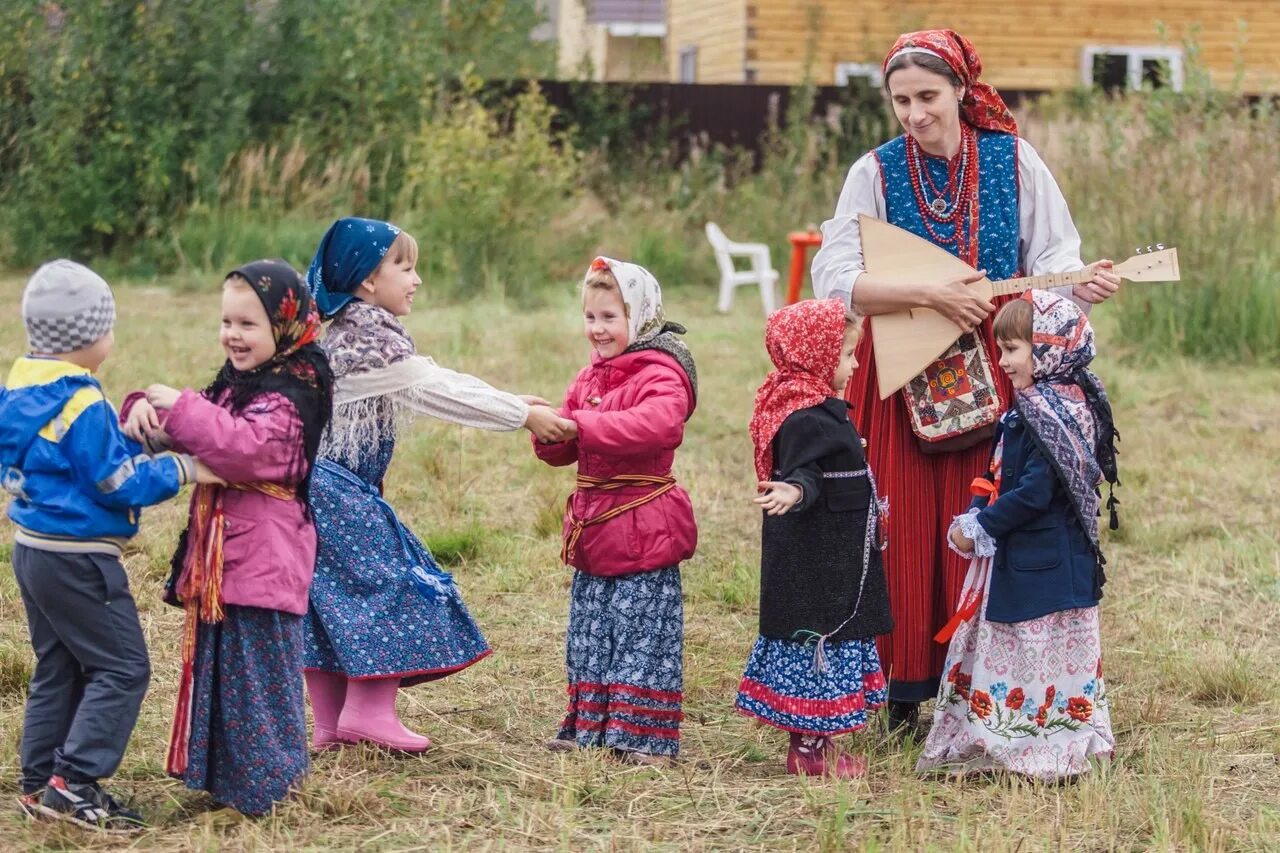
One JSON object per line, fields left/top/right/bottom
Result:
{"left": 534, "top": 349, "right": 697, "bottom": 577}
{"left": 123, "top": 389, "right": 315, "bottom": 615}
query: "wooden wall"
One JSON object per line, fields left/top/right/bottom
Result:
{"left": 670, "top": 1, "right": 1280, "bottom": 92}
{"left": 665, "top": 0, "right": 747, "bottom": 82}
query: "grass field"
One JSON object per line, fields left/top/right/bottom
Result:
{"left": 0, "top": 274, "right": 1276, "bottom": 851}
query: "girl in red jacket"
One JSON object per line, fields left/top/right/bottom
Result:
{"left": 533, "top": 257, "right": 698, "bottom": 764}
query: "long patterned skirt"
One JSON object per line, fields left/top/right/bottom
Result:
{"left": 181, "top": 605, "right": 308, "bottom": 816}
{"left": 555, "top": 567, "right": 684, "bottom": 757}
{"left": 916, "top": 582, "right": 1115, "bottom": 780}
{"left": 304, "top": 460, "right": 491, "bottom": 686}
{"left": 736, "top": 636, "right": 888, "bottom": 735}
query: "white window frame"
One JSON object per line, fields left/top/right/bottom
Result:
{"left": 834, "top": 62, "right": 883, "bottom": 87}
{"left": 1081, "top": 45, "right": 1184, "bottom": 92}
{"left": 679, "top": 46, "right": 697, "bottom": 83}
{"left": 607, "top": 23, "right": 666, "bottom": 38}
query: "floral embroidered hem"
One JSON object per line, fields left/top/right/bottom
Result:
{"left": 916, "top": 591, "right": 1115, "bottom": 781}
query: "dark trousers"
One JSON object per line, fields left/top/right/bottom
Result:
{"left": 12, "top": 544, "right": 150, "bottom": 792}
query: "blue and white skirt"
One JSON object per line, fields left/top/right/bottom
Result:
{"left": 736, "top": 636, "right": 888, "bottom": 735}
{"left": 555, "top": 567, "right": 684, "bottom": 757}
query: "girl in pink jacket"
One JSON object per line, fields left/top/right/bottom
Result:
{"left": 122, "top": 260, "right": 333, "bottom": 816}
{"left": 534, "top": 257, "right": 698, "bottom": 764}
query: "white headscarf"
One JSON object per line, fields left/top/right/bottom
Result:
{"left": 585, "top": 256, "right": 698, "bottom": 409}
{"left": 588, "top": 256, "right": 667, "bottom": 346}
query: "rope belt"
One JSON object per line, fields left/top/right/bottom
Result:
{"left": 561, "top": 474, "right": 677, "bottom": 564}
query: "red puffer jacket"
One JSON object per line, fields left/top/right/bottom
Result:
{"left": 533, "top": 349, "right": 697, "bottom": 577}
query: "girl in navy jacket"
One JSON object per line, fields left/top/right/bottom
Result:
{"left": 917, "top": 291, "right": 1121, "bottom": 781}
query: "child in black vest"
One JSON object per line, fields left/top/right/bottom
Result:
{"left": 739, "top": 299, "right": 893, "bottom": 778}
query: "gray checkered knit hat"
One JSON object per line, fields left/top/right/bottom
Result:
{"left": 22, "top": 260, "right": 117, "bottom": 354}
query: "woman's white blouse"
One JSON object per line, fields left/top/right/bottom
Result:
{"left": 810, "top": 137, "right": 1086, "bottom": 306}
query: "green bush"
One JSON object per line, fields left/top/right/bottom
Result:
{"left": 1033, "top": 86, "right": 1280, "bottom": 363}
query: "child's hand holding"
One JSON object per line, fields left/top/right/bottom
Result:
{"left": 949, "top": 525, "right": 975, "bottom": 554}
{"left": 526, "top": 404, "right": 575, "bottom": 443}
{"left": 193, "top": 459, "right": 226, "bottom": 486}
{"left": 123, "top": 398, "right": 161, "bottom": 443}
{"left": 146, "top": 383, "right": 182, "bottom": 411}
{"left": 754, "top": 481, "right": 802, "bottom": 516}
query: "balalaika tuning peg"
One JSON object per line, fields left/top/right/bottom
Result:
{"left": 1156, "top": 242, "right": 1166, "bottom": 250}
{"left": 1135, "top": 247, "right": 1144, "bottom": 255}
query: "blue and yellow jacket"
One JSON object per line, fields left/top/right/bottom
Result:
{"left": 1, "top": 357, "right": 194, "bottom": 556}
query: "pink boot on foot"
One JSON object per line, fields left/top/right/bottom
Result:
{"left": 335, "top": 677, "right": 432, "bottom": 753}
{"left": 786, "top": 733, "right": 867, "bottom": 779}
{"left": 305, "top": 670, "right": 349, "bottom": 751}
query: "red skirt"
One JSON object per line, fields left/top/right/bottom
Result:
{"left": 846, "top": 304, "right": 1014, "bottom": 702}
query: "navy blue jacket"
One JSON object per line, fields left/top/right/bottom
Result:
{"left": 973, "top": 410, "right": 1102, "bottom": 623}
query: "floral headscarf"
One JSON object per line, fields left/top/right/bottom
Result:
{"left": 1013, "top": 291, "right": 1120, "bottom": 550}
{"left": 883, "top": 29, "right": 1018, "bottom": 135}
{"left": 589, "top": 256, "right": 698, "bottom": 408}
{"left": 306, "top": 217, "right": 403, "bottom": 319}
{"left": 204, "top": 259, "right": 334, "bottom": 506}
{"left": 749, "top": 299, "right": 848, "bottom": 482}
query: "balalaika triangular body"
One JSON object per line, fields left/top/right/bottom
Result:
{"left": 859, "top": 215, "right": 1179, "bottom": 399}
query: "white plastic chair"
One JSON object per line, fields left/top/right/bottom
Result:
{"left": 705, "top": 222, "right": 779, "bottom": 315}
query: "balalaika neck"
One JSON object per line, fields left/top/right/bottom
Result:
{"left": 990, "top": 268, "right": 1093, "bottom": 297}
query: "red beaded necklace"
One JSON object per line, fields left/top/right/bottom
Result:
{"left": 906, "top": 124, "right": 981, "bottom": 266}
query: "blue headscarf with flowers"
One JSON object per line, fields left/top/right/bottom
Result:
{"left": 306, "top": 217, "right": 402, "bottom": 319}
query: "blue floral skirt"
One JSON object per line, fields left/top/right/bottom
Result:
{"left": 304, "top": 461, "right": 491, "bottom": 686}
{"left": 736, "top": 636, "right": 888, "bottom": 736}
{"left": 556, "top": 567, "right": 684, "bottom": 757}
{"left": 182, "top": 605, "right": 308, "bottom": 816}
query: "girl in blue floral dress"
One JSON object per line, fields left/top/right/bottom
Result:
{"left": 301, "top": 218, "right": 570, "bottom": 752}
{"left": 740, "top": 299, "right": 892, "bottom": 779}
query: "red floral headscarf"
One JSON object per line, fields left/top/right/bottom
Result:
{"left": 883, "top": 29, "right": 1018, "bottom": 135}
{"left": 749, "top": 299, "right": 848, "bottom": 482}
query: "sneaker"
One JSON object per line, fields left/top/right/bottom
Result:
{"left": 35, "top": 775, "right": 146, "bottom": 835}
{"left": 16, "top": 789, "right": 42, "bottom": 819}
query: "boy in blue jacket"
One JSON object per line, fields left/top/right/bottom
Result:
{"left": 2, "top": 260, "right": 217, "bottom": 832}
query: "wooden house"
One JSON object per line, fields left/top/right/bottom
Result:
{"left": 665, "top": 1, "right": 1280, "bottom": 93}
{"left": 540, "top": 0, "right": 669, "bottom": 81}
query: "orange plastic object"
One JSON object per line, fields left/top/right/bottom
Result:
{"left": 785, "top": 231, "right": 823, "bottom": 305}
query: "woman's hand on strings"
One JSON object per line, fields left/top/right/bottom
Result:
{"left": 928, "top": 270, "right": 994, "bottom": 333}
{"left": 1072, "top": 259, "right": 1121, "bottom": 304}
{"left": 754, "top": 481, "right": 802, "bottom": 516}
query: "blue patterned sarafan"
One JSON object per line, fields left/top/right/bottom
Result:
{"left": 304, "top": 436, "right": 491, "bottom": 684}
{"left": 875, "top": 130, "right": 1021, "bottom": 281}
{"left": 736, "top": 637, "right": 888, "bottom": 735}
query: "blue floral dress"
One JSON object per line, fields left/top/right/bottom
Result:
{"left": 303, "top": 435, "right": 490, "bottom": 685}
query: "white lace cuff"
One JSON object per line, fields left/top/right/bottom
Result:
{"left": 948, "top": 509, "right": 997, "bottom": 558}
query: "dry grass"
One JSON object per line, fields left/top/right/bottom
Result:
{"left": 0, "top": 275, "right": 1276, "bottom": 851}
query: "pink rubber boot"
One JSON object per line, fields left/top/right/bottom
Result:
{"left": 786, "top": 733, "right": 867, "bottom": 779}
{"left": 304, "top": 670, "right": 348, "bottom": 750}
{"left": 335, "top": 677, "right": 431, "bottom": 752}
